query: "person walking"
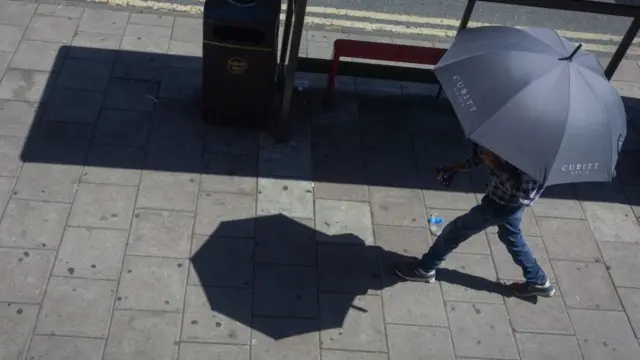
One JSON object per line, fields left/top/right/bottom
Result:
{"left": 394, "top": 145, "right": 556, "bottom": 298}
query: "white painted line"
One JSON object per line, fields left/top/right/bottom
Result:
{"left": 84, "top": 0, "right": 640, "bottom": 54}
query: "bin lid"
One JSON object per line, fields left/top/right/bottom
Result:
{"left": 204, "top": 0, "right": 281, "bottom": 26}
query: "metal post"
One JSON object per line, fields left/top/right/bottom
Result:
{"left": 277, "top": 0, "right": 295, "bottom": 86}
{"left": 275, "top": 0, "right": 308, "bottom": 142}
{"left": 458, "top": 0, "right": 477, "bottom": 32}
{"left": 605, "top": 15, "right": 640, "bottom": 80}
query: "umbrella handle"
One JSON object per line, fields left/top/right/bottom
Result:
{"left": 558, "top": 44, "right": 583, "bottom": 61}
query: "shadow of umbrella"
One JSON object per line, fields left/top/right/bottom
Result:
{"left": 189, "top": 214, "right": 519, "bottom": 341}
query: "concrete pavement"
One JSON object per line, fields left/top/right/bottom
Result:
{"left": 1, "top": 0, "right": 640, "bottom": 359}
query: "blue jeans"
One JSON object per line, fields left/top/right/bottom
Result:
{"left": 420, "top": 195, "right": 548, "bottom": 285}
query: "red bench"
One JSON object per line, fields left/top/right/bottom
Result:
{"left": 324, "top": 39, "right": 447, "bottom": 103}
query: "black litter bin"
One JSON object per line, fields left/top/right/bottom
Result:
{"left": 202, "top": 0, "right": 281, "bottom": 128}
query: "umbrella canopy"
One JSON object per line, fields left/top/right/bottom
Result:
{"left": 434, "top": 26, "right": 626, "bottom": 186}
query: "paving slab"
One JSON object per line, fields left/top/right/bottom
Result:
{"left": 536, "top": 217, "right": 602, "bottom": 261}
{"left": 171, "top": 17, "right": 202, "bottom": 43}
{"left": 121, "top": 23, "right": 171, "bottom": 53}
{"left": 0, "top": 100, "right": 37, "bottom": 137}
{"left": 116, "top": 256, "right": 187, "bottom": 312}
{"left": 322, "top": 351, "right": 388, "bottom": 360}
{"left": 617, "top": 287, "right": 640, "bottom": 339}
{"left": 128, "top": 209, "right": 193, "bottom": 258}
{"left": 43, "top": 88, "right": 104, "bottom": 124}
{"left": 370, "top": 187, "right": 427, "bottom": 228}
{"left": 0, "top": 24, "right": 25, "bottom": 52}
{"left": 553, "top": 260, "right": 622, "bottom": 310}
{"left": 320, "top": 294, "right": 387, "bottom": 352}
{"left": 387, "top": 324, "right": 454, "bottom": 360}
{"left": 69, "top": 31, "right": 121, "bottom": 61}
{"left": 374, "top": 225, "right": 431, "bottom": 269}
{"left": 251, "top": 318, "right": 320, "bottom": 360}
{"left": 189, "top": 235, "right": 253, "bottom": 288}
{"left": 318, "top": 243, "right": 380, "bottom": 295}
{"left": 129, "top": 13, "right": 174, "bottom": 27}
{"left": 68, "top": 183, "right": 136, "bottom": 230}
{"left": 0, "top": 199, "right": 69, "bottom": 249}
{"left": 24, "top": 15, "right": 79, "bottom": 44}
{"left": 439, "top": 253, "right": 503, "bottom": 304}
{"left": 0, "top": 69, "right": 53, "bottom": 102}
{"left": 35, "top": 4, "right": 84, "bottom": 18}
{"left": 35, "top": 277, "right": 115, "bottom": 337}
{"left": 53, "top": 227, "right": 128, "bottom": 280}
{"left": 112, "top": 51, "right": 164, "bottom": 81}
{"left": 77, "top": 9, "right": 128, "bottom": 35}
{"left": 255, "top": 216, "right": 316, "bottom": 266}
{"left": 138, "top": 171, "right": 198, "bottom": 212}
{"left": 195, "top": 192, "right": 255, "bottom": 237}
{"left": 570, "top": 309, "right": 640, "bottom": 360}
{"left": 446, "top": 302, "right": 518, "bottom": 359}
{"left": 10, "top": 40, "right": 65, "bottom": 72}
{"left": 182, "top": 285, "right": 251, "bottom": 344}
{"left": 0, "top": 303, "right": 38, "bottom": 360}
{"left": 515, "top": 333, "right": 583, "bottom": 360}
{"left": 382, "top": 280, "right": 448, "bottom": 327}
{"left": 0, "top": 1, "right": 36, "bottom": 26}
{"left": 253, "top": 263, "right": 318, "bottom": 318}
{"left": 56, "top": 58, "right": 112, "bottom": 91}
{"left": 104, "top": 310, "right": 181, "bottom": 360}
{"left": 0, "top": 177, "right": 13, "bottom": 212}
{"left": 94, "top": 109, "right": 152, "bottom": 148}
{"left": 257, "top": 178, "right": 314, "bottom": 219}
{"left": 315, "top": 199, "right": 374, "bottom": 245}
{"left": 27, "top": 335, "right": 104, "bottom": 360}
{"left": 505, "top": 294, "right": 574, "bottom": 334}
{"left": 0, "top": 247, "right": 54, "bottom": 303}
{"left": 599, "top": 241, "right": 640, "bottom": 288}
{"left": 82, "top": 145, "right": 145, "bottom": 186}
{"left": 179, "top": 343, "right": 250, "bottom": 360}
{"left": 580, "top": 199, "right": 640, "bottom": 244}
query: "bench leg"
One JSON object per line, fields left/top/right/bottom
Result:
{"left": 324, "top": 47, "right": 340, "bottom": 106}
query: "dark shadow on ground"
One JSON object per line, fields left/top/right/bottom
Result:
{"left": 189, "top": 214, "right": 525, "bottom": 340}
{"left": 12, "top": 45, "right": 640, "bottom": 207}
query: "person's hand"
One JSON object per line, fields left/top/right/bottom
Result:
{"left": 482, "top": 150, "right": 503, "bottom": 169}
{"left": 435, "top": 165, "right": 458, "bottom": 188}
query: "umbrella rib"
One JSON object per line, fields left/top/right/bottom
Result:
{"left": 546, "top": 65, "right": 573, "bottom": 185}
{"left": 575, "top": 67, "right": 614, "bottom": 177}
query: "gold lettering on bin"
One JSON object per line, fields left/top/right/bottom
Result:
{"left": 227, "top": 57, "right": 248, "bottom": 75}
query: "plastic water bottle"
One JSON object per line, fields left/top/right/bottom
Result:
{"left": 428, "top": 214, "right": 444, "bottom": 236}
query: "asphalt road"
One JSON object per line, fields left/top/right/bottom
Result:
{"left": 69, "top": 0, "right": 640, "bottom": 55}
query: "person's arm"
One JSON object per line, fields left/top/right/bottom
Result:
{"left": 452, "top": 156, "right": 483, "bottom": 172}
{"left": 452, "top": 144, "right": 484, "bottom": 172}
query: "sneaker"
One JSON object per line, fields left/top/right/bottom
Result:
{"left": 394, "top": 262, "right": 436, "bottom": 283}
{"left": 507, "top": 280, "right": 556, "bottom": 298}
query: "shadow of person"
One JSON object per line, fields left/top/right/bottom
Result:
{"left": 189, "top": 214, "right": 529, "bottom": 341}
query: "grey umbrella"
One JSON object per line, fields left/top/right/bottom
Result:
{"left": 434, "top": 26, "right": 626, "bottom": 186}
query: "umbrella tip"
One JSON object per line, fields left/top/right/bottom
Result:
{"left": 559, "top": 44, "right": 583, "bottom": 62}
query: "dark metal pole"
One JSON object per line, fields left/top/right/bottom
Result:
{"left": 275, "top": 0, "right": 308, "bottom": 142}
{"left": 458, "top": 0, "right": 477, "bottom": 32}
{"left": 277, "top": 0, "right": 294, "bottom": 86}
{"left": 605, "top": 15, "right": 640, "bottom": 80}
